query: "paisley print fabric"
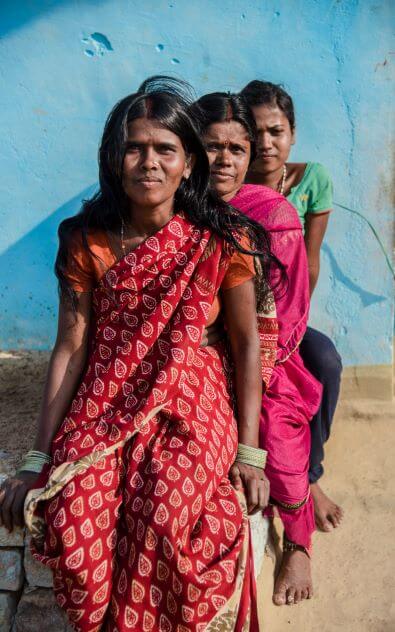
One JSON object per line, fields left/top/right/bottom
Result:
{"left": 25, "top": 214, "right": 260, "bottom": 631}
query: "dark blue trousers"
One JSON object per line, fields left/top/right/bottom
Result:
{"left": 299, "top": 327, "right": 342, "bottom": 484}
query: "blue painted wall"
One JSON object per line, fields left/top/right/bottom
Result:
{"left": 0, "top": 0, "right": 393, "bottom": 365}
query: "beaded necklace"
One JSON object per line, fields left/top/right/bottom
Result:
{"left": 277, "top": 164, "right": 287, "bottom": 195}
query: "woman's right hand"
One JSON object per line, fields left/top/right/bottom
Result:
{"left": 0, "top": 471, "right": 40, "bottom": 532}
{"left": 229, "top": 461, "right": 270, "bottom": 514}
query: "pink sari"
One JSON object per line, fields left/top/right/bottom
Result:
{"left": 231, "top": 185, "right": 322, "bottom": 550}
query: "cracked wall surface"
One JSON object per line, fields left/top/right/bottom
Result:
{"left": 0, "top": 0, "right": 393, "bottom": 366}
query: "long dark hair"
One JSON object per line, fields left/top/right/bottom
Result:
{"left": 240, "top": 80, "right": 295, "bottom": 131}
{"left": 190, "top": 90, "right": 287, "bottom": 299}
{"left": 56, "top": 76, "right": 278, "bottom": 307}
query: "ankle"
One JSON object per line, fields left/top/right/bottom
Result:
{"left": 283, "top": 535, "right": 311, "bottom": 558}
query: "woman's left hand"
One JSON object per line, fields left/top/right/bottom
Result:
{"left": 229, "top": 461, "right": 270, "bottom": 514}
{"left": 200, "top": 321, "right": 225, "bottom": 347}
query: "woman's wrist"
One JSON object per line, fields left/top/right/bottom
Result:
{"left": 236, "top": 443, "right": 267, "bottom": 469}
{"left": 237, "top": 422, "right": 260, "bottom": 450}
{"left": 16, "top": 450, "right": 51, "bottom": 475}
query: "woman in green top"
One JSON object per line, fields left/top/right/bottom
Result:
{"left": 241, "top": 80, "right": 343, "bottom": 534}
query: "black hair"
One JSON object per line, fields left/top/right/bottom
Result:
{"left": 55, "top": 76, "right": 278, "bottom": 309}
{"left": 191, "top": 92, "right": 258, "bottom": 163}
{"left": 240, "top": 80, "right": 295, "bottom": 131}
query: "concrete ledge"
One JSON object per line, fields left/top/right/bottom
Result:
{"left": 340, "top": 365, "right": 393, "bottom": 401}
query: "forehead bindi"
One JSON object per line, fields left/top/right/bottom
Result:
{"left": 127, "top": 118, "right": 183, "bottom": 147}
{"left": 204, "top": 121, "right": 250, "bottom": 145}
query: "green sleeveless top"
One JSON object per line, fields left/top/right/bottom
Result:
{"left": 286, "top": 162, "right": 333, "bottom": 230}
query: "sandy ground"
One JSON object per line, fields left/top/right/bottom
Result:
{"left": 257, "top": 401, "right": 395, "bottom": 632}
{"left": 1, "top": 351, "right": 394, "bottom": 631}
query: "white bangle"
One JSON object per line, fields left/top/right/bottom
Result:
{"left": 236, "top": 443, "right": 267, "bottom": 469}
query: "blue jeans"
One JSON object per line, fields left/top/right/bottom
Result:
{"left": 299, "top": 327, "right": 342, "bottom": 484}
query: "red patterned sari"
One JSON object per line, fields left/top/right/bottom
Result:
{"left": 25, "top": 214, "right": 259, "bottom": 632}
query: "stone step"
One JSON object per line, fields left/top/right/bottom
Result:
{"left": 24, "top": 537, "right": 53, "bottom": 588}
{"left": 0, "top": 591, "right": 19, "bottom": 631}
{"left": 0, "top": 527, "right": 24, "bottom": 548}
{"left": 0, "top": 549, "right": 23, "bottom": 592}
{"left": 11, "top": 587, "right": 73, "bottom": 632}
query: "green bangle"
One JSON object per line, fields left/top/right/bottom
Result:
{"left": 16, "top": 450, "right": 51, "bottom": 475}
{"left": 236, "top": 443, "right": 267, "bottom": 469}
{"left": 26, "top": 450, "right": 51, "bottom": 462}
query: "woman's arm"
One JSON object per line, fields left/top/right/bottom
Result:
{"left": 0, "top": 293, "right": 91, "bottom": 530}
{"left": 222, "top": 279, "right": 269, "bottom": 513}
{"left": 32, "top": 293, "right": 91, "bottom": 453}
{"left": 222, "top": 279, "right": 261, "bottom": 447}
{"left": 304, "top": 212, "right": 330, "bottom": 296}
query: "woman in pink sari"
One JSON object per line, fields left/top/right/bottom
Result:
{"left": 192, "top": 92, "right": 322, "bottom": 607}
{"left": 0, "top": 78, "right": 280, "bottom": 631}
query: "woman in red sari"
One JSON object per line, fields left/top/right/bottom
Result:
{"left": 0, "top": 78, "right": 277, "bottom": 631}
{"left": 192, "top": 92, "right": 322, "bottom": 607}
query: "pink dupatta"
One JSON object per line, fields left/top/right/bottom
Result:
{"left": 231, "top": 185, "right": 322, "bottom": 549}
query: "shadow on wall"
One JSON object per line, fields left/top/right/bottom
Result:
{"left": 0, "top": 0, "right": 107, "bottom": 38}
{"left": 0, "top": 184, "right": 97, "bottom": 349}
{"left": 322, "top": 243, "right": 386, "bottom": 308}
{"left": 0, "top": 188, "right": 389, "bottom": 351}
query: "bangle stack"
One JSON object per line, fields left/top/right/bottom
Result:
{"left": 236, "top": 443, "right": 267, "bottom": 469}
{"left": 16, "top": 450, "right": 51, "bottom": 475}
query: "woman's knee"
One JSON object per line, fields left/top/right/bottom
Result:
{"left": 320, "top": 343, "right": 342, "bottom": 380}
{"left": 301, "top": 329, "right": 342, "bottom": 380}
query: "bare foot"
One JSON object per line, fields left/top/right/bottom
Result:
{"left": 310, "top": 482, "right": 343, "bottom": 532}
{"left": 273, "top": 550, "right": 313, "bottom": 606}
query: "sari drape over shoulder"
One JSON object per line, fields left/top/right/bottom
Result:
{"left": 26, "top": 215, "right": 258, "bottom": 632}
{"left": 231, "top": 185, "right": 322, "bottom": 550}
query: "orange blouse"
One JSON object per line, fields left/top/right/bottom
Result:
{"left": 66, "top": 230, "right": 255, "bottom": 326}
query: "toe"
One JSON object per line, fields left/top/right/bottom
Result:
{"left": 273, "top": 592, "right": 287, "bottom": 606}
{"left": 320, "top": 518, "right": 333, "bottom": 532}
{"left": 273, "top": 583, "right": 288, "bottom": 606}
{"left": 286, "top": 587, "right": 296, "bottom": 606}
{"left": 329, "top": 514, "right": 340, "bottom": 528}
{"left": 294, "top": 589, "right": 302, "bottom": 604}
{"left": 329, "top": 509, "right": 343, "bottom": 528}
